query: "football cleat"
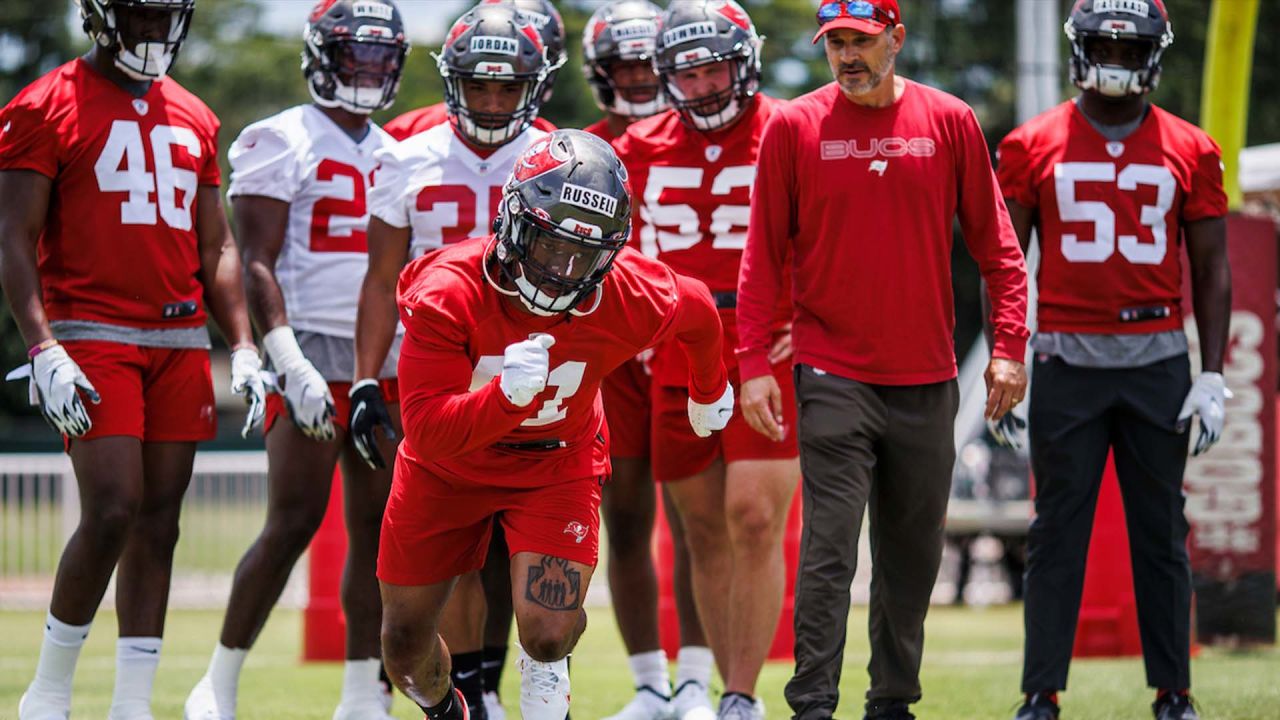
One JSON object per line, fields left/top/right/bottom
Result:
{"left": 716, "top": 693, "right": 761, "bottom": 720}
{"left": 516, "top": 647, "right": 570, "bottom": 720}
{"left": 333, "top": 699, "right": 396, "bottom": 720}
{"left": 603, "top": 685, "right": 674, "bottom": 720}
{"left": 1153, "top": 692, "right": 1199, "bottom": 720}
{"left": 671, "top": 680, "right": 716, "bottom": 720}
{"left": 1013, "top": 692, "right": 1059, "bottom": 720}
{"left": 183, "top": 675, "right": 233, "bottom": 720}
{"left": 18, "top": 688, "right": 70, "bottom": 720}
{"left": 483, "top": 691, "right": 506, "bottom": 720}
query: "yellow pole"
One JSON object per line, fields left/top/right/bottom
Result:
{"left": 1199, "top": 0, "right": 1260, "bottom": 209}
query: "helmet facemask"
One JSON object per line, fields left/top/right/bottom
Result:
{"left": 306, "top": 37, "right": 407, "bottom": 114}
{"left": 440, "top": 68, "right": 548, "bottom": 147}
{"left": 496, "top": 193, "right": 625, "bottom": 316}
{"left": 81, "top": 0, "right": 195, "bottom": 81}
{"left": 661, "top": 55, "right": 755, "bottom": 132}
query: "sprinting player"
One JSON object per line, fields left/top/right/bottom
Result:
{"left": 611, "top": 2, "right": 798, "bottom": 718}
{"left": 382, "top": 0, "right": 564, "bottom": 142}
{"left": 355, "top": 3, "right": 552, "bottom": 716}
{"left": 999, "top": 2, "right": 1228, "bottom": 719}
{"left": 0, "top": 1, "right": 263, "bottom": 718}
{"left": 377, "top": 128, "right": 733, "bottom": 720}
{"left": 182, "top": 2, "right": 409, "bottom": 719}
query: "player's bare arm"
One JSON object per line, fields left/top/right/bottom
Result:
{"left": 0, "top": 170, "right": 55, "bottom": 345}
{"left": 197, "top": 185, "right": 255, "bottom": 349}
{"left": 234, "top": 194, "right": 292, "bottom": 332}
{"left": 1184, "top": 216, "right": 1230, "bottom": 374}
{"left": 354, "top": 217, "right": 409, "bottom": 381}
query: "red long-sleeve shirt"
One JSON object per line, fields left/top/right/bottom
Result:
{"left": 736, "top": 80, "right": 1029, "bottom": 385}
{"left": 395, "top": 241, "right": 727, "bottom": 486}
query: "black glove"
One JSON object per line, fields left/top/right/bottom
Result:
{"left": 349, "top": 379, "right": 397, "bottom": 469}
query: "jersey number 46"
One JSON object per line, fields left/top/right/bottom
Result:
{"left": 94, "top": 120, "right": 202, "bottom": 231}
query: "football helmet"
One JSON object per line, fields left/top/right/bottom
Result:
{"left": 504, "top": 0, "right": 568, "bottom": 102}
{"left": 654, "top": 0, "right": 763, "bottom": 132}
{"left": 77, "top": 0, "right": 195, "bottom": 81}
{"left": 1065, "top": 0, "right": 1173, "bottom": 97}
{"left": 437, "top": 3, "right": 550, "bottom": 147}
{"left": 583, "top": 0, "right": 667, "bottom": 120}
{"left": 303, "top": 0, "right": 409, "bottom": 115}
{"left": 490, "top": 130, "right": 632, "bottom": 316}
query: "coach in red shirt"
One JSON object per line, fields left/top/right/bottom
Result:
{"left": 735, "top": 1, "right": 1029, "bottom": 718}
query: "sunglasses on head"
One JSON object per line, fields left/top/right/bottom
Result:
{"left": 816, "top": 0, "right": 895, "bottom": 26}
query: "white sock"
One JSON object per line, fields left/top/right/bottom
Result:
{"left": 26, "top": 611, "right": 91, "bottom": 705}
{"left": 340, "top": 658, "right": 381, "bottom": 706}
{"left": 207, "top": 643, "right": 248, "bottom": 708}
{"left": 674, "top": 646, "right": 713, "bottom": 689}
{"left": 108, "top": 637, "right": 161, "bottom": 719}
{"left": 628, "top": 650, "right": 670, "bottom": 694}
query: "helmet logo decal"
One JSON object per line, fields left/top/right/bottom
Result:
{"left": 1100, "top": 19, "right": 1137, "bottom": 32}
{"left": 715, "top": 1, "right": 753, "bottom": 32}
{"left": 519, "top": 23, "right": 545, "bottom": 51}
{"left": 513, "top": 137, "right": 572, "bottom": 182}
{"left": 560, "top": 183, "right": 619, "bottom": 218}
{"left": 470, "top": 35, "right": 520, "bottom": 56}
{"left": 446, "top": 20, "right": 472, "bottom": 45}
{"left": 352, "top": 1, "right": 393, "bottom": 20}
{"left": 1093, "top": 0, "right": 1149, "bottom": 16}
{"left": 522, "top": 10, "right": 552, "bottom": 30}
{"left": 662, "top": 21, "right": 717, "bottom": 47}
{"left": 310, "top": 0, "right": 340, "bottom": 23}
{"left": 562, "top": 218, "right": 604, "bottom": 238}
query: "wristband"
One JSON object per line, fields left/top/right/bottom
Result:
{"left": 28, "top": 338, "right": 58, "bottom": 358}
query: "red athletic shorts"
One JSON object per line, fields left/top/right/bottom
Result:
{"left": 601, "top": 356, "right": 651, "bottom": 459}
{"left": 378, "top": 456, "right": 604, "bottom": 586}
{"left": 650, "top": 361, "right": 799, "bottom": 483}
{"left": 264, "top": 379, "right": 399, "bottom": 435}
{"left": 59, "top": 339, "right": 215, "bottom": 444}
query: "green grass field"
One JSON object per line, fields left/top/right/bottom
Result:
{"left": 1, "top": 605, "right": 1277, "bottom": 719}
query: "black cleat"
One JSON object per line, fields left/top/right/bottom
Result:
{"left": 1153, "top": 692, "right": 1199, "bottom": 720}
{"left": 1014, "top": 692, "right": 1060, "bottom": 720}
{"left": 863, "top": 698, "right": 915, "bottom": 720}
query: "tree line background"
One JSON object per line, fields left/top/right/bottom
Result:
{"left": 1, "top": 0, "right": 1278, "bottom": 445}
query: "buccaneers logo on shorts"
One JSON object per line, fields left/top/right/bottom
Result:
{"left": 562, "top": 520, "right": 589, "bottom": 544}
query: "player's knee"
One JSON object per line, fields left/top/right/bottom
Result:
{"left": 518, "top": 612, "right": 581, "bottom": 662}
{"left": 381, "top": 616, "right": 431, "bottom": 666}
{"left": 84, "top": 495, "right": 142, "bottom": 545}
{"left": 264, "top": 508, "right": 326, "bottom": 552}
{"left": 674, "top": 506, "right": 726, "bottom": 549}
{"left": 726, "top": 494, "right": 784, "bottom": 546}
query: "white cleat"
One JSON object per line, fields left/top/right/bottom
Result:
{"left": 18, "top": 689, "right": 70, "bottom": 720}
{"left": 516, "top": 648, "right": 570, "bottom": 720}
{"left": 332, "top": 699, "right": 396, "bottom": 720}
{"left": 183, "top": 675, "right": 234, "bottom": 720}
{"left": 671, "top": 681, "right": 717, "bottom": 720}
{"left": 715, "top": 694, "right": 762, "bottom": 720}
{"left": 483, "top": 691, "right": 507, "bottom": 720}
{"left": 603, "top": 686, "right": 674, "bottom": 720}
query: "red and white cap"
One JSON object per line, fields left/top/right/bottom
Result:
{"left": 813, "top": 0, "right": 901, "bottom": 44}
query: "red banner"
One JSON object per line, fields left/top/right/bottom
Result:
{"left": 1183, "top": 212, "right": 1277, "bottom": 643}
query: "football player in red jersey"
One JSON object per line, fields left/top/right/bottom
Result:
{"left": 182, "top": 3, "right": 409, "bottom": 719}
{"left": 377, "top": 129, "right": 732, "bottom": 720}
{"left": 611, "top": 3, "right": 798, "bottom": 718}
{"left": 0, "top": 1, "right": 263, "bottom": 718}
{"left": 358, "top": 4, "right": 556, "bottom": 715}
{"left": 382, "top": 0, "right": 563, "bottom": 142}
{"left": 583, "top": 3, "right": 709, "bottom": 720}
{"left": 996, "top": 3, "right": 1229, "bottom": 720}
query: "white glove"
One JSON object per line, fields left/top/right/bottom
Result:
{"left": 501, "top": 333, "right": 555, "bottom": 407}
{"left": 5, "top": 343, "right": 100, "bottom": 437}
{"left": 688, "top": 382, "right": 734, "bottom": 438}
{"left": 263, "top": 326, "right": 336, "bottom": 441}
{"left": 1177, "top": 371, "right": 1231, "bottom": 456}
{"left": 230, "top": 347, "right": 267, "bottom": 439}
{"left": 987, "top": 411, "right": 1027, "bottom": 451}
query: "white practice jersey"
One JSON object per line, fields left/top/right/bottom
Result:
{"left": 228, "top": 104, "right": 392, "bottom": 338}
{"left": 367, "top": 122, "right": 547, "bottom": 258}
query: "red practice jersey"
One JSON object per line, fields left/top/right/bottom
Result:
{"left": 998, "top": 101, "right": 1227, "bottom": 334}
{"left": 0, "top": 59, "right": 221, "bottom": 329}
{"left": 583, "top": 118, "right": 615, "bottom": 143}
{"left": 395, "top": 239, "right": 728, "bottom": 486}
{"left": 383, "top": 101, "right": 558, "bottom": 143}
{"left": 613, "top": 95, "right": 787, "bottom": 384}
